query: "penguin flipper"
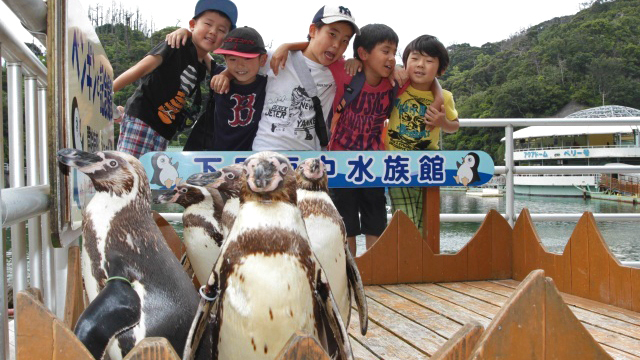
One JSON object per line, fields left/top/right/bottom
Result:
{"left": 345, "top": 243, "right": 368, "bottom": 335}
{"left": 314, "top": 268, "right": 354, "bottom": 360}
{"left": 74, "top": 279, "right": 141, "bottom": 359}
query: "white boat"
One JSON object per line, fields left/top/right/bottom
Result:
{"left": 507, "top": 105, "right": 640, "bottom": 197}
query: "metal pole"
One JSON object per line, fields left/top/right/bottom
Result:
{"left": 25, "top": 76, "right": 42, "bottom": 291}
{"left": 0, "top": 42, "right": 10, "bottom": 360}
{"left": 505, "top": 125, "right": 515, "bottom": 226}
{"left": 7, "top": 63, "right": 27, "bottom": 308}
{"left": 38, "top": 85, "right": 55, "bottom": 313}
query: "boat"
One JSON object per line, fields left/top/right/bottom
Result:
{"left": 508, "top": 105, "right": 640, "bottom": 197}
{"left": 466, "top": 188, "right": 503, "bottom": 197}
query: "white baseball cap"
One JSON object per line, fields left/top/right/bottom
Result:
{"left": 312, "top": 5, "right": 360, "bottom": 35}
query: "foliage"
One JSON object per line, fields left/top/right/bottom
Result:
{"left": 440, "top": 0, "right": 640, "bottom": 163}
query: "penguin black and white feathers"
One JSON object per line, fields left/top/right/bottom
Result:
{"left": 57, "top": 149, "right": 210, "bottom": 360}
{"left": 189, "top": 151, "right": 353, "bottom": 360}
{"left": 150, "top": 152, "right": 180, "bottom": 188}
{"left": 455, "top": 152, "right": 481, "bottom": 186}
{"left": 154, "top": 184, "right": 225, "bottom": 284}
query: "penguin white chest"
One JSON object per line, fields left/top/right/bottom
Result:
{"left": 457, "top": 164, "right": 474, "bottom": 181}
{"left": 217, "top": 254, "right": 316, "bottom": 359}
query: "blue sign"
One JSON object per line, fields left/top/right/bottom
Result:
{"left": 140, "top": 151, "right": 495, "bottom": 190}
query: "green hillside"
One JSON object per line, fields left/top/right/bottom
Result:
{"left": 440, "top": 0, "right": 640, "bottom": 163}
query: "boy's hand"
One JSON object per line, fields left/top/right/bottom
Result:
{"left": 165, "top": 28, "right": 192, "bottom": 48}
{"left": 389, "top": 66, "right": 408, "bottom": 87}
{"left": 344, "top": 58, "right": 362, "bottom": 76}
{"left": 424, "top": 104, "right": 446, "bottom": 131}
{"left": 210, "top": 74, "right": 230, "bottom": 94}
{"left": 270, "top": 46, "right": 290, "bottom": 76}
{"left": 113, "top": 105, "right": 125, "bottom": 124}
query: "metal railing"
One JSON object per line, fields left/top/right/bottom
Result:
{"left": 1, "top": 8, "right": 52, "bottom": 359}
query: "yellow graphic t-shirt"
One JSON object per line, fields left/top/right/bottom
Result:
{"left": 385, "top": 86, "right": 458, "bottom": 151}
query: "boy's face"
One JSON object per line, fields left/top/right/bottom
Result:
{"left": 225, "top": 54, "right": 267, "bottom": 85}
{"left": 359, "top": 41, "right": 397, "bottom": 79}
{"left": 190, "top": 11, "right": 231, "bottom": 54}
{"left": 405, "top": 51, "right": 440, "bottom": 89}
{"left": 307, "top": 22, "right": 354, "bottom": 66}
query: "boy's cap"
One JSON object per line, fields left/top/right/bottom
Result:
{"left": 194, "top": 0, "right": 238, "bottom": 29}
{"left": 214, "top": 27, "right": 266, "bottom": 58}
{"left": 312, "top": 5, "right": 360, "bottom": 35}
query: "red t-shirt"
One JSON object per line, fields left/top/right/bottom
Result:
{"left": 328, "top": 59, "right": 395, "bottom": 151}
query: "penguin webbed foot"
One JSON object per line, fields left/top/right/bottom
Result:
{"left": 74, "top": 279, "right": 141, "bottom": 359}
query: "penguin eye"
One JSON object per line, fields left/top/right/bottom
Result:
{"left": 226, "top": 173, "right": 235, "bottom": 180}
{"left": 180, "top": 188, "right": 188, "bottom": 193}
{"left": 108, "top": 160, "right": 118, "bottom": 168}
{"left": 160, "top": 158, "right": 165, "bottom": 163}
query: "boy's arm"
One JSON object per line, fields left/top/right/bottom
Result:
{"left": 165, "top": 28, "right": 192, "bottom": 48}
{"left": 113, "top": 54, "right": 163, "bottom": 92}
{"left": 429, "top": 78, "right": 444, "bottom": 113}
{"left": 270, "top": 42, "right": 309, "bottom": 75}
{"left": 211, "top": 68, "right": 232, "bottom": 94}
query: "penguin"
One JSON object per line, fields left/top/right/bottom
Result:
{"left": 187, "top": 163, "right": 243, "bottom": 238}
{"left": 454, "top": 152, "right": 481, "bottom": 186}
{"left": 154, "top": 183, "right": 225, "bottom": 285}
{"left": 295, "top": 157, "right": 368, "bottom": 335}
{"left": 186, "top": 151, "right": 353, "bottom": 360}
{"left": 150, "top": 152, "right": 181, "bottom": 188}
{"left": 57, "top": 149, "right": 210, "bottom": 360}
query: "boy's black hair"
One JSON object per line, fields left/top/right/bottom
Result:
{"left": 353, "top": 24, "right": 398, "bottom": 60}
{"left": 402, "top": 35, "right": 449, "bottom": 75}
{"left": 308, "top": 21, "right": 326, "bottom": 41}
{"left": 307, "top": 21, "right": 358, "bottom": 41}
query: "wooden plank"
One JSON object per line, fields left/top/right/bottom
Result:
{"left": 523, "top": 220, "right": 542, "bottom": 282}
{"left": 410, "top": 284, "right": 500, "bottom": 319}
{"left": 571, "top": 214, "right": 591, "bottom": 299}
{"left": 439, "top": 282, "right": 506, "bottom": 308}
{"left": 587, "top": 215, "right": 611, "bottom": 303}
{"left": 439, "top": 248, "right": 468, "bottom": 282}
{"left": 466, "top": 213, "right": 492, "bottom": 281}
{"left": 371, "top": 212, "right": 399, "bottom": 284}
{"left": 363, "top": 298, "right": 446, "bottom": 356}
{"left": 511, "top": 209, "right": 526, "bottom": 280}
{"left": 397, "top": 211, "right": 423, "bottom": 283}
{"left": 365, "top": 286, "right": 461, "bottom": 339}
{"left": 582, "top": 323, "right": 640, "bottom": 357}
{"left": 544, "top": 278, "right": 612, "bottom": 359}
{"left": 569, "top": 306, "right": 640, "bottom": 340}
{"left": 424, "top": 188, "right": 440, "bottom": 254}
{"left": 16, "top": 291, "right": 93, "bottom": 360}
{"left": 153, "top": 211, "right": 186, "bottom": 260}
{"left": 600, "top": 344, "right": 640, "bottom": 360}
{"left": 122, "top": 338, "right": 181, "bottom": 359}
{"left": 355, "top": 248, "right": 373, "bottom": 285}
{"left": 274, "top": 332, "right": 330, "bottom": 360}
{"left": 464, "top": 281, "right": 514, "bottom": 297}
{"left": 349, "top": 336, "right": 381, "bottom": 360}
{"left": 559, "top": 245, "right": 573, "bottom": 293}
{"left": 63, "top": 246, "right": 85, "bottom": 330}
{"left": 430, "top": 321, "right": 484, "bottom": 360}
{"left": 609, "top": 258, "right": 633, "bottom": 310}
{"left": 633, "top": 269, "right": 640, "bottom": 313}
{"left": 383, "top": 285, "right": 491, "bottom": 328}
{"left": 490, "top": 210, "right": 512, "bottom": 279}
{"left": 469, "top": 270, "right": 545, "bottom": 359}
{"left": 347, "top": 310, "right": 428, "bottom": 359}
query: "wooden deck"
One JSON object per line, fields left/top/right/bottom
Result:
{"left": 348, "top": 280, "right": 640, "bottom": 360}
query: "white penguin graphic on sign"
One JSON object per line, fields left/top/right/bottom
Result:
{"left": 454, "top": 152, "right": 481, "bottom": 186}
{"left": 150, "top": 152, "right": 181, "bottom": 188}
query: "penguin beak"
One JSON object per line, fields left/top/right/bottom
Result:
{"left": 57, "top": 148, "right": 103, "bottom": 169}
{"left": 154, "top": 189, "right": 178, "bottom": 204}
{"left": 187, "top": 171, "right": 221, "bottom": 186}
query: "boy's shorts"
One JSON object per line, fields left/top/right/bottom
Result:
{"left": 331, "top": 187, "right": 387, "bottom": 237}
{"left": 117, "top": 114, "right": 169, "bottom": 159}
{"left": 388, "top": 187, "right": 424, "bottom": 233}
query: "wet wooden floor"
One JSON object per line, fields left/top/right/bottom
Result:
{"left": 348, "top": 280, "right": 640, "bottom": 359}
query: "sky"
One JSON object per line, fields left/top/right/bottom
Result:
{"left": 4, "top": 0, "right": 589, "bottom": 56}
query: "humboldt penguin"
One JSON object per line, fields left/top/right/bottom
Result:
{"left": 186, "top": 151, "right": 353, "bottom": 360}
{"left": 454, "top": 152, "right": 481, "bottom": 186}
{"left": 187, "top": 163, "right": 243, "bottom": 238}
{"left": 154, "top": 183, "right": 225, "bottom": 285}
{"left": 295, "top": 157, "right": 368, "bottom": 335}
{"left": 57, "top": 149, "right": 210, "bottom": 360}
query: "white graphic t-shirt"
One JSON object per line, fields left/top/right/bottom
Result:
{"left": 252, "top": 51, "right": 336, "bottom": 151}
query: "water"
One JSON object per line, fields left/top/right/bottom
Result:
{"left": 152, "top": 191, "right": 640, "bottom": 261}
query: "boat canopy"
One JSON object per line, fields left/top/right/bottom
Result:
{"left": 509, "top": 125, "right": 638, "bottom": 140}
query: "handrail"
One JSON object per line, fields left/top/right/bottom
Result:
{"left": 0, "top": 17, "right": 47, "bottom": 85}
{"left": 0, "top": 185, "right": 50, "bottom": 228}
{"left": 459, "top": 118, "right": 640, "bottom": 127}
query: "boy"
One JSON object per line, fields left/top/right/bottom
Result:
{"left": 387, "top": 35, "right": 459, "bottom": 233}
{"left": 209, "top": 27, "right": 268, "bottom": 150}
{"left": 327, "top": 23, "right": 399, "bottom": 255}
{"left": 113, "top": 0, "right": 237, "bottom": 158}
